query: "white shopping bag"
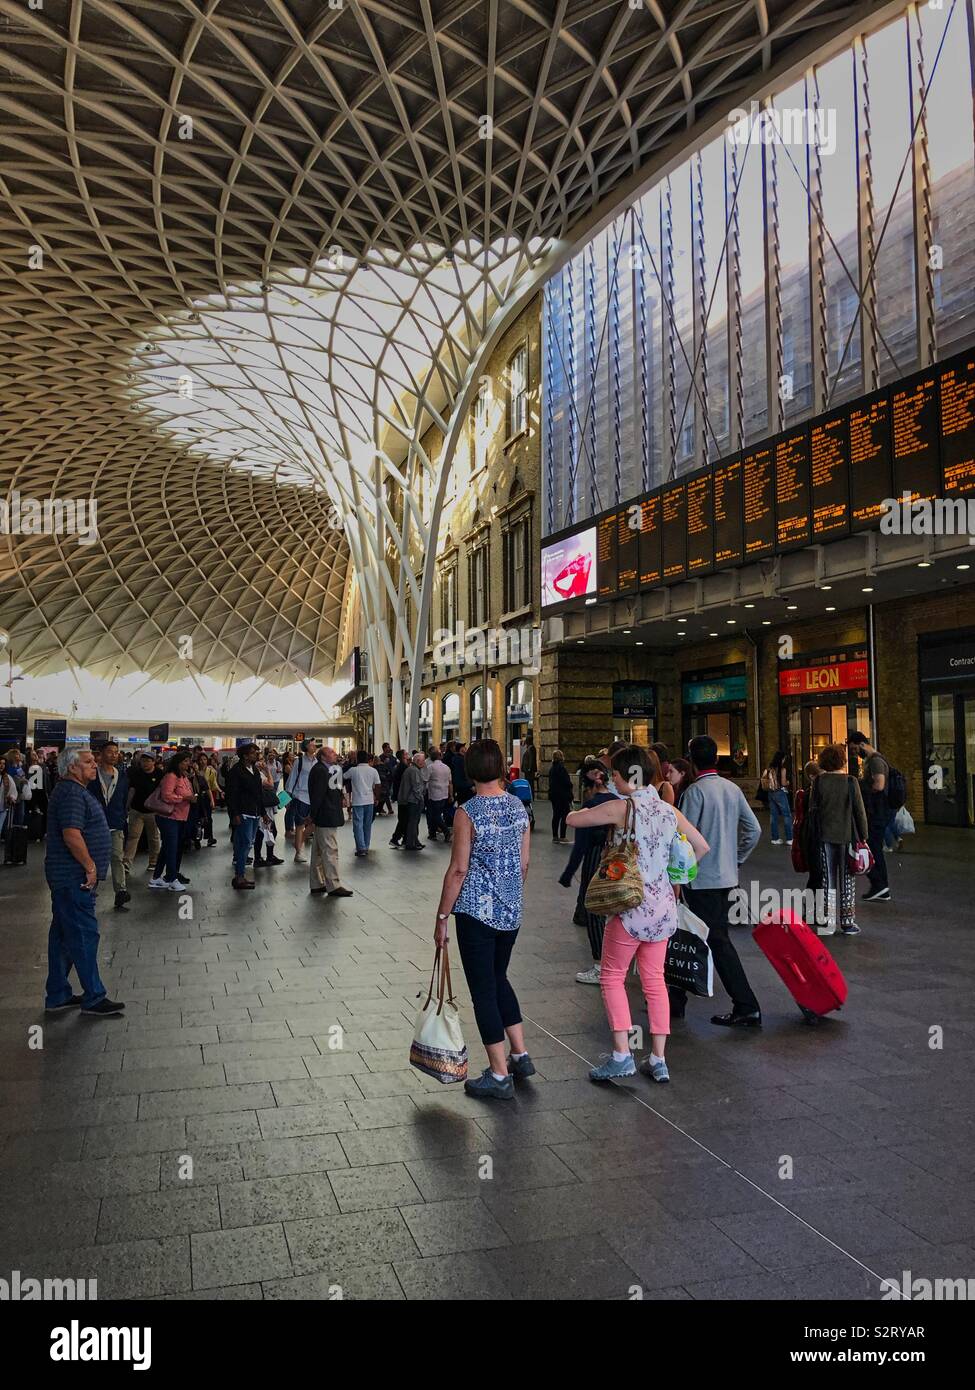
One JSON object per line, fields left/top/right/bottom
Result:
{"left": 410, "top": 946, "right": 468, "bottom": 1084}
{"left": 664, "top": 901, "right": 714, "bottom": 998}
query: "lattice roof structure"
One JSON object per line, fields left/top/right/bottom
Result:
{"left": 0, "top": 0, "right": 895, "bottom": 738}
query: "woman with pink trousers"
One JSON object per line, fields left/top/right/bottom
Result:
{"left": 567, "top": 745, "right": 708, "bottom": 1084}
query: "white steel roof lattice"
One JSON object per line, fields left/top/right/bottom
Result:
{"left": 0, "top": 0, "right": 899, "bottom": 740}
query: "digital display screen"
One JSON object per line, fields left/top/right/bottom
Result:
{"left": 686, "top": 469, "right": 714, "bottom": 575}
{"left": 597, "top": 511, "right": 618, "bottom": 599}
{"left": 940, "top": 353, "right": 975, "bottom": 498}
{"left": 849, "top": 391, "right": 892, "bottom": 531}
{"left": 713, "top": 455, "right": 743, "bottom": 568}
{"left": 638, "top": 494, "right": 662, "bottom": 586}
{"left": 775, "top": 427, "right": 812, "bottom": 550}
{"left": 661, "top": 483, "right": 687, "bottom": 582}
{"left": 540, "top": 527, "right": 598, "bottom": 610}
{"left": 743, "top": 444, "right": 775, "bottom": 559}
{"left": 810, "top": 411, "right": 851, "bottom": 540}
{"left": 616, "top": 505, "right": 639, "bottom": 594}
{"left": 538, "top": 348, "right": 973, "bottom": 606}
{"left": 892, "top": 369, "right": 940, "bottom": 502}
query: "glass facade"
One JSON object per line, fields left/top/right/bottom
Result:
{"left": 542, "top": 1, "right": 975, "bottom": 535}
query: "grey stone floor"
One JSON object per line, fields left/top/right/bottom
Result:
{"left": 1, "top": 810, "right": 973, "bottom": 1301}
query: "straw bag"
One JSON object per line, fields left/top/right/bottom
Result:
{"left": 410, "top": 945, "right": 468, "bottom": 1084}
{"left": 584, "top": 799, "right": 645, "bottom": 916}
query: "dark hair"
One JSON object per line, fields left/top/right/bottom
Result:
{"left": 651, "top": 742, "right": 670, "bottom": 764}
{"left": 818, "top": 743, "right": 847, "bottom": 772}
{"left": 688, "top": 735, "right": 719, "bottom": 771}
{"left": 166, "top": 751, "right": 191, "bottom": 775}
{"left": 847, "top": 730, "right": 869, "bottom": 747}
{"left": 465, "top": 738, "right": 504, "bottom": 784}
{"left": 237, "top": 743, "right": 258, "bottom": 758}
{"left": 607, "top": 740, "right": 627, "bottom": 758}
{"left": 356, "top": 749, "right": 371, "bottom": 765}
{"left": 610, "top": 744, "right": 660, "bottom": 790}
{"left": 770, "top": 750, "right": 785, "bottom": 769}
{"left": 670, "top": 757, "right": 695, "bottom": 801}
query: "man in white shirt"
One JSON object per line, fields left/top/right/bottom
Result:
{"left": 285, "top": 739, "right": 318, "bottom": 863}
{"left": 424, "top": 750, "right": 453, "bottom": 841}
{"left": 343, "top": 751, "right": 381, "bottom": 855}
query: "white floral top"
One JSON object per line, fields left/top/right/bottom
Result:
{"left": 618, "top": 787, "right": 679, "bottom": 943}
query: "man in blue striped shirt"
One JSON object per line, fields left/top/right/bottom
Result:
{"left": 44, "top": 746, "right": 125, "bottom": 1018}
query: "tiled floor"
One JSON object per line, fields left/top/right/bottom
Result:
{"left": 1, "top": 812, "right": 973, "bottom": 1300}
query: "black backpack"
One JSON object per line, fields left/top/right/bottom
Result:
{"left": 886, "top": 764, "right": 907, "bottom": 811}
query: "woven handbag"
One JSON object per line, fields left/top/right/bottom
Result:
{"left": 409, "top": 945, "right": 468, "bottom": 1084}
{"left": 583, "top": 798, "right": 645, "bottom": 916}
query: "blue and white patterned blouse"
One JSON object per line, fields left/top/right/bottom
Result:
{"left": 452, "top": 792, "right": 529, "bottom": 932}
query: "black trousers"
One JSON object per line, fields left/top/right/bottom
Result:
{"left": 551, "top": 797, "right": 572, "bottom": 840}
{"left": 866, "top": 815, "right": 889, "bottom": 891}
{"left": 454, "top": 912, "right": 521, "bottom": 1045}
{"left": 577, "top": 840, "right": 606, "bottom": 961}
{"left": 404, "top": 804, "right": 423, "bottom": 849}
{"left": 669, "top": 886, "right": 760, "bottom": 1015}
{"left": 391, "top": 804, "right": 410, "bottom": 844}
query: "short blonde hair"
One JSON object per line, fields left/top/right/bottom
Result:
{"left": 552, "top": 749, "right": 564, "bottom": 762}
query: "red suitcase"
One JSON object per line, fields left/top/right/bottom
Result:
{"left": 752, "top": 908, "right": 848, "bottom": 1024}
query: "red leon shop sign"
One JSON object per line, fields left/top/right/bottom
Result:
{"left": 779, "top": 659, "right": 869, "bottom": 697}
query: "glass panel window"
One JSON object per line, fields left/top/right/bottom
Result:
{"left": 468, "top": 543, "right": 488, "bottom": 628}
{"left": 503, "top": 509, "right": 531, "bottom": 610}
{"left": 508, "top": 344, "right": 528, "bottom": 436}
{"left": 471, "top": 381, "right": 490, "bottom": 473}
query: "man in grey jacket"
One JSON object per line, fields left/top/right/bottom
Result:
{"left": 673, "top": 735, "right": 763, "bottom": 1028}
{"left": 392, "top": 753, "right": 426, "bottom": 852}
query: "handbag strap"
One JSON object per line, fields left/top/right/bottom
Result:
{"left": 424, "top": 943, "right": 458, "bottom": 1015}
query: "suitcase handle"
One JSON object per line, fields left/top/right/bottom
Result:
{"left": 788, "top": 961, "right": 808, "bottom": 987}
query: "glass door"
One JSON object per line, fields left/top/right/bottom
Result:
{"left": 924, "top": 691, "right": 961, "bottom": 825}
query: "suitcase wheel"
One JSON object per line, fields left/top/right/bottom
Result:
{"left": 799, "top": 1006, "right": 822, "bottom": 1026}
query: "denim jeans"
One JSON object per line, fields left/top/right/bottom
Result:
{"left": 351, "top": 803, "right": 374, "bottom": 852}
{"left": 768, "top": 789, "right": 793, "bottom": 841}
{"left": 157, "top": 815, "right": 185, "bottom": 882}
{"left": 231, "top": 816, "right": 259, "bottom": 877}
{"left": 45, "top": 883, "right": 107, "bottom": 1009}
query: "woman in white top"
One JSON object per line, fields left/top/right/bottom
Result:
{"left": 0, "top": 754, "right": 18, "bottom": 839}
{"left": 567, "top": 745, "right": 708, "bottom": 1084}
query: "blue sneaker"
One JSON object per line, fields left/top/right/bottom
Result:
{"left": 589, "top": 1054, "right": 636, "bottom": 1082}
{"left": 640, "top": 1056, "right": 670, "bottom": 1083}
{"left": 464, "top": 1068, "right": 514, "bottom": 1100}
{"left": 507, "top": 1053, "right": 536, "bottom": 1080}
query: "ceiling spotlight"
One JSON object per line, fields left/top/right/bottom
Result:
{"left": 787, "top": 604, "right": 798, "bottom": 611}
{"left": 709, "top": 631, "right": 718, "bottom": 637}
{"left": 862, "top": 587, "right": 874, "bottom": 593}
{"left": 623, "top": 629, "right": 631, "bottom": 634}
{"left": 762, "top": 620, "right": 772, "bottom": 626}
{"left": 635, "top": 641, "right": 644, "bottom": 646}
{"left": 957, "top": 564, "right": 970, "bottom": 571}
{"left": 917, "top": 561, "right": 932, "bottom": 568}
{"left": 820, "top": 585, "right": 832, "bottom": 591}
{"left": 826, "top": 606, "right": 836, "bottom": 612}
{"left": 677, "top": 618, "right": 687, "bottom": 624}
{"left": 744, "top": 603, "right": 755, "bottom": 609}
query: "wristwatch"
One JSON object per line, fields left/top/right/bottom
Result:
{"left": 437, "top": 913, "right": 448, "bottom": 921}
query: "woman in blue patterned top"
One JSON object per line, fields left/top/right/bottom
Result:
{"left": 434, "top": 738, "right": 533, "bottom": 1100}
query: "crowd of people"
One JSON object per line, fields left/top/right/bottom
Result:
{"left": 22, "top": 728, "right": 903, "bottom": 1099}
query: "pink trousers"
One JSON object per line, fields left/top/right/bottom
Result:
{"left": 600, "top": 916, "right": 671, "bottom": 1036}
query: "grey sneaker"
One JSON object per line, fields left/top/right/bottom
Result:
{"left": 640, "top": 1056, "right": 670, "bottom": 1084}
{"left": 589, "top": 1054, "right": 636, "bottom": 1082}
{"left": 464, "top": 1068, "right": 514, "bottom": 1100}
{"left": 507, "top": 1053, "right": 536, "bottom": 1080}
{"left": 575, "top": 963, "right": 601, "bottom": 985}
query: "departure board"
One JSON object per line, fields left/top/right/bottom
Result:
{"left": 597, "top": 511, "right": 618, "bottom": 599}
{"left": 638, "top": 493, "right": 663, "bottom": 587}
{"left": 686, "top": 469, "right": 714, "bottom": 575}
{"left": 616, "top": 505, "right": 640, "bottom": 594}
{"left": 539, "top": 347, "right": 975, "bottom": 612}
{"left": 849, "top": 391, "right": 892, "bottom": 531}
{"left": 940, "top": 354, "right": 975, "bottom": 498}
{"left": 775, "top": 428, "right": 812, "bottom": 550}
{"left": 713, "top": 455, "right": 744, "bottom": 568}
{"left": 810, "top": 410, "right": 851, "bottom": 540}
{"left": 743, "top": 445, "right": 775, "bottom": 559}
{"left": 892, "top": 369, "right": 940, "bottom": 502}
{"left": 661, "top": 483, "right": 687, "bottom": 582}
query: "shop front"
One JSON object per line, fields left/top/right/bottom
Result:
{"left": 613, "top": 681, "right": 657, "bottom": 747}
{"left": 470, "top": 684, "right": 493, "bottom": 742}
{"left": 778, "top": 649, "right": 872, "bottom": 774}
{"left": 682, "top": 666, "right": 749, "bottom": 777}
{"left": 417, "top": 698, "right": 433, "bottom": 752}
{"left": 505, "top": 678, "right": 534, "bottom": 760}
{"left": 440, "top": 691, "right": 460, "bottom": 744}
{"left": 920, "top": 630, "right": 975, "bottom": 828}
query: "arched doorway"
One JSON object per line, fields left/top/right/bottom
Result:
{"left": 505, "top": 678, "right": 533, "bottom": 761}
{"left": 440, "top": 692, "right": 460, "bottom": 746}
{"left": 470, "top": 684, "right": 494, "bottom": 741}
{"left": 417, "top": 699, "right": 433, "bottom": 752}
